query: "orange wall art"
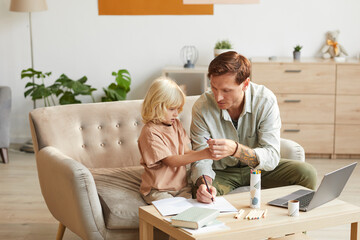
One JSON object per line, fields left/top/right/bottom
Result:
{"left": 98, "top": 0, "right": 213, "bottom": 15}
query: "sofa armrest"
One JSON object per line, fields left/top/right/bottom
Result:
{"left": 0, "top": 86, "right": 11, "bottom": 148}
{"left": 280, "top": 138, "right": 305, "bottom": 162}
{"left": 37, "top": 146, "right": 106, "bottom": 240}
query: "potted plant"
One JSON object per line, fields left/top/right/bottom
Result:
{"left": 214, "top": 39, "right": 234, "bottom": 57}
{"left": 21, "top": 68, "right": 96, "bottom": 107}
{"left": 21, "top": 68, "right": 53, "bottom": 107}
{"left": 101, "top": 69, "right": 131, "bottom": 102}
{"left": 293, "top": 45, "right": 302, "bottom": 61}
{"left": 51, "top": 74, "right": 97, "bottom": 105}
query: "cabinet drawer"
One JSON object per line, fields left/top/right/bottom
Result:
{"left": 252, "top": 63, "right": 335, "bottom": 94}
{"left": 336, "top": 96, "right": 360, "bottom": 124}
{"left": 335, "top": 125, "right": 360, "bottom": 154}
{"left": 337, "top": 65, "right": 360, "bottom": 95}
{"left": 281, "top": 124, "right": 334, "bottom": 154}
{"left": 277, "top": 94, "right": 335, "bottom": 124}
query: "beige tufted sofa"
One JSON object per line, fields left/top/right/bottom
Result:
{"left": 29, "top": 95, "right": 305, "bottom": 240}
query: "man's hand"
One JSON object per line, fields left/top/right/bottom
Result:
{"left": 196, "top": 184, "right": 217, "bottom": 203}
{"left": 207, "top": 138, "right": 237, "bottom": 159}
{"left": 207, "top": 138, "right": 259, "bottom": 168}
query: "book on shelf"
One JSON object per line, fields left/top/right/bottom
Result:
{"left": 170, "top": 207, "right": 220, "bottom": 229}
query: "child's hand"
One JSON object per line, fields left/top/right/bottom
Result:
{"left": 204, "top": 137, "right": 221, "bottom": 160}
{"left": 204, "top": 147, "right": 221, "bottom": 160}
{"left": 208, "top": 138, "right": 237, "bottom": 159}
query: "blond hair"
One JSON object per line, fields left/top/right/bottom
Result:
{"left": 142, "top": 77, "right": 185, "bottom": 124}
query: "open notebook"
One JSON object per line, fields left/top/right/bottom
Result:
{"left": 152, "top": 196, "right": 238, "bottom": 216}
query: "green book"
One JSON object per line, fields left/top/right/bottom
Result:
{"left": 170, "top": 207, "right": 220, "bottom": 229}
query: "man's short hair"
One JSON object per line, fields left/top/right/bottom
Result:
{"left": 208, "top": 51, "right": 251, "bottom": 85}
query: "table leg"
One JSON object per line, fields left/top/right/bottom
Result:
{"left": 351, "top": 222, "right": 359, "bottom": 240}
{"left": 139, "top": 218, "right": 154, "bottom": 240}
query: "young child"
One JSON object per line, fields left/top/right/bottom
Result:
{"left": 138, "top": 77, "right": 215, "bottom": 204}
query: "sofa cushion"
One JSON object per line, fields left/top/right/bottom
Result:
{"left": 89, "top": 166, "right": 146, "bottom": 230}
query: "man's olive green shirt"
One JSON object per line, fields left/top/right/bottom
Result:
{"left": 190, "top": 82, "right": 281, "bottom": 183}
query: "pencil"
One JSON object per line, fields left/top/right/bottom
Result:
{"left": 202, "top": 174, "right": 214, "bottom": 203}
{"left": 245, "top": 211, "right": 251, "bottom": 220}
{"left": 262, "top": 209, "right": 268, "bottom": 218}
{"left": 234, "top": 209, "right": 245, "bottom": 219}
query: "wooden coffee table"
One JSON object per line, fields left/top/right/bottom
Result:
{"left": 139, "top": 185, "right": 360, "bottom": 240}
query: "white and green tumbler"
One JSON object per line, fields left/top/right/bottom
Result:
{"left": 250, "top": 169, "right": 261, "bottom": 208}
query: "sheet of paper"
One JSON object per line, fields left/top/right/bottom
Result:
{"left": 188, "top": 197, "right": 238, "bottom": 212}
{"left": 152, "top": 196, "right": 238, "bottom": 216}
{"left": 152, "top": 197, "right": 193, "bottom": 216}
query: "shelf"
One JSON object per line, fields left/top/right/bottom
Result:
{"left": 162, "top": 66, "right": 209, "bottom": 95}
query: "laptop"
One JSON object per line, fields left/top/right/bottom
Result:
{"left": 268, "top": 162, "right": 357, "bottom": 212}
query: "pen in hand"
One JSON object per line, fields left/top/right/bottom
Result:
{"left": 202, "top": 174, "right": 214, "bottom": 203}
{"left": 203, "top": 137, "right": 214, "bottom": 203}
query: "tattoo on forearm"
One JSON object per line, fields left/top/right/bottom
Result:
{"left": 238, "top": 146, "right": 259, "bottom": 168}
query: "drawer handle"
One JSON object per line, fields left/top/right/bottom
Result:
{"left": 284, "top": 129, "right": 300, "bottom": 133}
{"left": 284, "top": 70, "right": 302, "bottom": 73}
{"left": 284, "top": 99, "right": 301, "bottom": 103}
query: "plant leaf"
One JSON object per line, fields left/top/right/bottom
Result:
{"left": 25, "top": 82, "right": 36, "bottom": 88}
{"left": 24, "top": 88, "right": 34, "bottom": 98}
{"left": 59, "top": 91, "right": 81, "bottom": 105}
{"left": 77, "top": 76, "right": 88, "bottom": 84}
{"left": 117, "top": 69, "right": 130, "bottom": 75}
{"left": 32, "top": 85, "right": 52, "bottom": 100}
{"left": 102, "top": 68, "right": 131, "bottom": 101}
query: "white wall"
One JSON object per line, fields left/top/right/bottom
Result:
{"left": 1, "top": 0, "right": 360, "bottom": 143}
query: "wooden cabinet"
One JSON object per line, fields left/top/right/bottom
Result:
{"left": 336, "top": 65, "right": 360, "bottom": 94}
{"left": 251, "top": 58, "right": 360, "bottom": 157}
{"left": 276, "top": 94, "right": 335, "bottom": 124}
{"left": 281, "top": 124, "right": 335, "bottom": 154}
{"left": 335, "top": 64, "right": 360, "bottom": 155}
{"left": 251, "top": 63, "right": 335, "bottom": 94}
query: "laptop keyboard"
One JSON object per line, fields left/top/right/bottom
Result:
{"left": 294, "top": 192, "right": 315, "bottom": 208}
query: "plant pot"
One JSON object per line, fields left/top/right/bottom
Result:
{"left": 293, "top": 51, "right": 301, "bottom": 61}
{"left": 214, "top": 49, "right": 235, "bottom": 57}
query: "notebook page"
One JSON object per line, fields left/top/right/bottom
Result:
{"left": 152, "top": 196, "right": 237, "bottom": 216}
{"left": 152, "top": 197, "right": 193, "bottom": 216}
{"left": 188, "top": 197, "right": 238, "bottom": 212}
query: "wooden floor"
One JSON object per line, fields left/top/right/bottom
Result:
{"left": 0, "top": 149, "right": 359, "bottom": 240}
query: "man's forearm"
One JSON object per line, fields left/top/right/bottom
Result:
{"left": 234, "top": 142, "right": 259, "bottom": 168}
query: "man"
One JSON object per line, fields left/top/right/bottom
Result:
{"left": 190, "top": 51, "right": 317, "bottom": 203}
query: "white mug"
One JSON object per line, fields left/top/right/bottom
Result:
{"left": 288, "top": 200, "right": 299, "bottom": 217}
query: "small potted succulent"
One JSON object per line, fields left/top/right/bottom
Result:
{"left": 214, "top": 39, "right": 235, "bottom": 57}
{"left": 293, "top": 45, "right": 302, "bottom": 61}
